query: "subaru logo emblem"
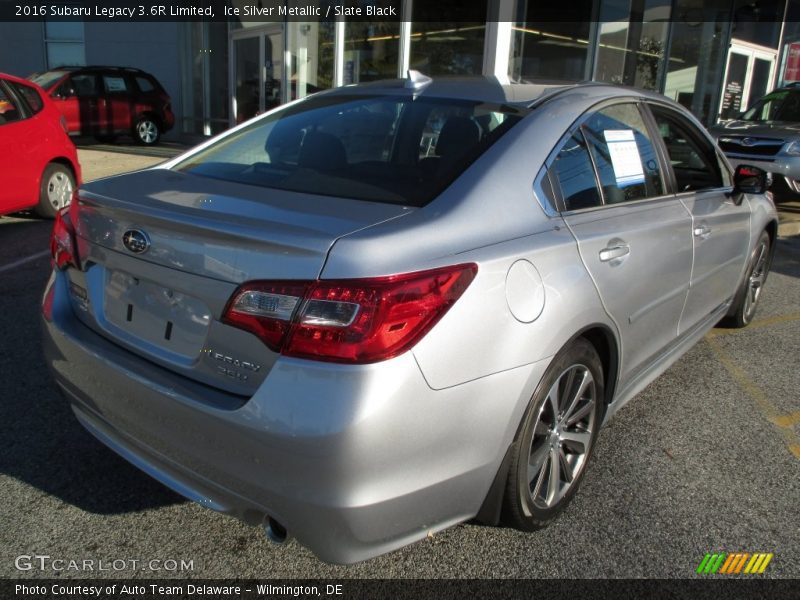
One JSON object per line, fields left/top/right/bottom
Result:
{"left": 122, "top": 229, "right": 150, "bottom": 254}
{"left": 741, "top": 137, "right": 755, "bottom": 146}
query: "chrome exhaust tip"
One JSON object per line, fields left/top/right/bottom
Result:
{"left": 264, "top": 516, "right": 289, "bottom": 545}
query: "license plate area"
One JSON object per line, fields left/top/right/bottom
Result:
{"left": 104, "top": 270, "right": 211, "bottom": 360}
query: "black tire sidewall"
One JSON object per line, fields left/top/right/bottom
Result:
{"left": 504, "top": 338, "right": 604, "bottom": 530}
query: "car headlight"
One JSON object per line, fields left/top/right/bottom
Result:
{"left": 785, "top": 141, "right": 800, "bottom": 155}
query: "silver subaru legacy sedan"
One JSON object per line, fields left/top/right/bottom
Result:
{"left": 43, "top": 75, "right": 777, "bottom": 564}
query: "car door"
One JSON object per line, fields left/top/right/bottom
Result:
{"left": 52, "top": 73, "right": 101, "bottom": 134}
{"left": 0, "top": 79, "right": 36, "bottom": 213}
{"left": 551, "top": 102, "right": 694, "bottom": 385}
{"left": 100, "top": 72, "right": 133, "bottom": 133}
{"left": 646, "top": 103, "right": 752, "bottom": 334}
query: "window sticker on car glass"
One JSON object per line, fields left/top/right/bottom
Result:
{"left": 104, "top": 77, "right": 127, "bottom": 92}
{"left": 603, "top": 129, "right": 645, "bottom": 186}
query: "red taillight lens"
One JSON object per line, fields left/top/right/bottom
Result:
{"left": 50, "top": 207, "right": 79, "bottom": 270}
{"left": 223, "top": 264, "right": 477, "bottom": 364}
{"left": 222, "top": 282, "right": 311, "bottom": 351}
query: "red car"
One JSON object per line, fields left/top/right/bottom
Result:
{"left": 29, "top": 66, "right": 175, "bottom": 145}
{"left": 0, "top": 72, "right": 81, "bottom": 218}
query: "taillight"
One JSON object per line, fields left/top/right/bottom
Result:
{"left": 50, "top": 205, "right": 79, "bottom": 270}
{"left": 223, "top": 263, "right": 477, "bottom": 364}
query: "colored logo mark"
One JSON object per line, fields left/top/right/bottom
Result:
{"left": 696, "top": 552, "right": 773, "bottom": 575}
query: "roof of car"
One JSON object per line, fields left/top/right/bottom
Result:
{"left": 45, "top": 65, "right": 149, "bottom": 74}
{"left": 318, "top": 75, "right": 664, "bottom": 109}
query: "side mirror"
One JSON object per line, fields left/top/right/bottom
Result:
{"left": 732, "top": 164, "right": 770, "bottom": 197}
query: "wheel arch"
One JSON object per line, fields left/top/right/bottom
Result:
{"left": 475, "top": 322, "right": 620, "bottom": 525}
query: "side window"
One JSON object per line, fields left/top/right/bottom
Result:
{"left": 649, "top": 106, "right": 725, "bottom": 192}
{"left": 103, "top": 75, "right": 128, "bottom": 94}
{"left": 0, "top": 83, "right": 22, "bottom": 125}
{"left": 10, "top": 82, "right": 43, "bottom": 115}
{"left": 135, "top": 76, "right": 155, "bottom": 93}
{"left": 550, "top": 132, "right": 602, "bottom": 211}
{"left": 68, "top": 74, "right": 98, "bottom": 98}
{"left": 581, "top": 104, "right": 664, "bottom": 204}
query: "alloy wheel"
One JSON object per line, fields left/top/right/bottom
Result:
{"left": 743, "top": 239, "right": 769, "bottom": 322}
{"left": 527, "top": 364, "right": 596, "bottom": 509}
{"left": 137, "top": 120, "right": 158, "bottom": 144}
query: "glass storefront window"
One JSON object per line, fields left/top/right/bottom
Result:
{"left": 289, "top": 22, "right": 335, "bottom": 101}
{"left": 510, "top": 22, "right": 592, "bottom": 82}
{"left": 663, "top": 0, "right": 729, "bottom": 125}
{"left": 594, "top": 0, "right": 671, "bottom": 90}
{"left": 180, "top": 22, "right": 229, "bottom": 135}
{"left": 731, "top": 0, "right": 783, "bottom": 49}
{"left": 594, "top": 0, "right": 672, "bottom": 90}
{"left": 510, "top": 0, "right": 594, "bottom": 81}
{"left": 343, "top": 23, "right": 401, "bottom": 84}
{"left": 409, "top": 22, "right": 485, "bottom": 76}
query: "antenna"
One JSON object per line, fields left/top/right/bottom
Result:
{"left": 404, "top": 70, "right": 433, "bottom": 91}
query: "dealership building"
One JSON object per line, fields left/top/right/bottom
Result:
{"left": 3, "top": 0, "right": 800, "bottom": 141}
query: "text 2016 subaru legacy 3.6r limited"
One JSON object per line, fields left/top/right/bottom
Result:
{"left": 43, "top": 75, "right": 777, "bottom": 564}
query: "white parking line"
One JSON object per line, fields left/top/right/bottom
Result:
{"left": 0, "top": 250, "right": 50, "bottom": 274}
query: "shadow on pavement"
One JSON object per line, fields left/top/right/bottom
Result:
{"left": 73, "top": 136, "right": 191, "bottom": 159}
{"left": 0, "top": 252, "right": 185, "bottom": 515}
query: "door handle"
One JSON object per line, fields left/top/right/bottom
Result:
{"left": 694, "top": 225, "right": 711, "bottom": 237}
{"left": 599, "top": 244, "right": 630, "bottom": 262}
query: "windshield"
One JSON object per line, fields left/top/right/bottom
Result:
{"left": 174, "top": 94, "right": 525, "bottom": 207}
{"left": 741, "top": 90, "right": 800, "bottom": 122}
{"left": 28, "top": 70, "right": 68, "bottom": 91}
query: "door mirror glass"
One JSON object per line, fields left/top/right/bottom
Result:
{"left": 732, "top": 164, "right": 769, "bottom": 194}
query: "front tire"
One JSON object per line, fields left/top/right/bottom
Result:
{"left": 36, "top": 163, "right": 75, "bottom": 218}
{"left": 722, "top": 230, "right": 771, "bottom": 328}
{"left": 134, "top": 116, "right": 160, "bottom": 145}
{"left": 503, "top": 338, "right": 604, "bottom": 531}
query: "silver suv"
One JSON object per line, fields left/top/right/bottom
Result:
{"left": 711, "top": 85, "right": 800, "bottom": 194}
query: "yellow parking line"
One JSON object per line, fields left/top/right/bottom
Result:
{"left": 708, "top": 312, "right": 800, "bottom": 337}
{"left": 772, "top": 411, "right": 800, "bottom": 428}
{"left": 705, "top": 336, "right": 800, "bottom": 460}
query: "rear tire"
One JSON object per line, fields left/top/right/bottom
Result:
{"left": 722, "top": 230, "right": 771, "bottom": 328}
{"left": 502, "top": 338, "right": 604, "bottom": 531}
{"left": 36, "top": 163, "right": 75, "bottom": 218}
{"left": 134, "top": 115, "right": 160, "bottom": 145}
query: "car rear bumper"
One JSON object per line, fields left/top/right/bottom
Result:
{"left": 42, "top": 270, "right": 545, "bottom": 564}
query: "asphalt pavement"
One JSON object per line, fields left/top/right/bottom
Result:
{"left": 0, "top": 147, "right": 798, "bottom": 579}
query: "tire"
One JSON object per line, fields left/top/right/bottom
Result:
{"left": 133, "top": 115, "right": 160, "bottom": 145}
{"left": 36, "top": 163, "right": 75, "bottom": 218}
{"left": 722, "top": 230, "right": 771, "bottom": 328}
{"left": 503, "top": 337, "right": 604, "bottom": 531}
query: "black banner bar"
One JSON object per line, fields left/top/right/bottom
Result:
{"left": 3, "top": 579, "right": 799, "bottom": 600}
{"left": 0, "top": 0, "right": 792, "bottom": 22}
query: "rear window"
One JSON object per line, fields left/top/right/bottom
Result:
{"left": 174, "top": 94, "right": 525, "bottom": 206}
{"left": 29, "top": 70, "right": 68, "bottom": 91}
{"left": 742, "top": 90, "right": 800, "bottom": 122}
{"left": 10, "top": 82, "right": 44, "bottom": 115}
{"left": 135, "top": 76, "right": 156, "bottom": 93}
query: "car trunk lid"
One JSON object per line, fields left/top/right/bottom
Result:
{"left": 67, "top": 168, "right": 413, "bottom": 396}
